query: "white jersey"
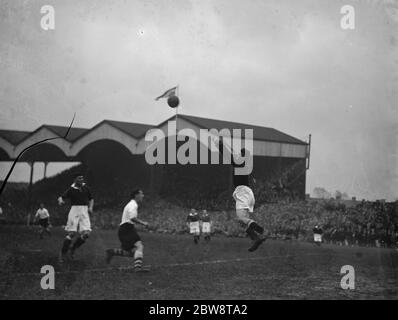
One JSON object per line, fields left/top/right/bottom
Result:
{"left": 35, "top": 208, "right": 50, "bottom": 219}
{"left": 121, "top": 199, "right": 138, "bottom": 225}
{"left": 233, "top": 185, "right": 255, "bottom": 213}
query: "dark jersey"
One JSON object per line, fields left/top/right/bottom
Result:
{"left": 313, "top": 227, "right": 323, "bottom": 235}
{"left": 201, "top": 215, "right": 211, "bottom": 222}
{"left": 61, "top": 184, "right": 93, "bottom": 206}
{"left": 187, "top": 213, "right": 200, "bottom": 223}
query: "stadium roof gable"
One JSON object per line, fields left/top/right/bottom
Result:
{"left": 42, "top": 125, "right": 88, "bottom": 142}
{"left": 105, "top": 120, "right": 154, "bottom": 138}
{"left": 0, "top": 129, "right": 30, "bottom": 145}
{"left": 0, "top": 114, "right": 307, "bottom": 146}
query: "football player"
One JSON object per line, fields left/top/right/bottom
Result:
{"left": 105, "top": 189, "right": 150, "bottom": 272}
{"left": 313, "top": 225, "right": 323, "bottom": 246}
{"left": 232, "top": 148, "right": 266, "bottom": 252}
{"left": 57, "top": 173, "right": 94, "bottom": 263}
{"left": 201, "top": 210, "right": 211, "bottom": 242}
{"left": 34, "top": 203, "right": 51, "bottom": 239}
{"left": 187, "top": 208, "right": 201, "bottom": 244}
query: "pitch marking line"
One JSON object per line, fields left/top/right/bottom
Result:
{"left": 0, "top": 253, "right": 324, "bottom": 277}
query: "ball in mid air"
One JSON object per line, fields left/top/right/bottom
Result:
{"left": 167, "top": 95, "right": 180, "bottom": 108}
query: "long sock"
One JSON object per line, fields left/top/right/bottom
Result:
{"left": 246, "top": 224, "right": 259, "bottom": 241}
{"left": 112, "top": 248, "right": 134, "bottom": 257}
{"left": 71, "top": 236, "right": 85, "bottom": 252}
{"left": 134, "top": 257, "right": 143, "bottom": 269}
{"left": 250, "top": 222, "right": 264, "bottom": 235}
{"left": 61, "top": 237, "right": 72, "bottom": 254}
{"left": 134, "top": 247, "right": 143, "bottom": 270}
{"left": 134, "top": 255, "right": 143, "bottom": 270}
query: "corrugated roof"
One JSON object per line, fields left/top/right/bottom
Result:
{"left": 0, "top": 115, "right": 306, "bottom": 146}
{"left": 0, "top": 129, "right": 30, "bottom": 145}
{"left": 105, "top": 120, "right": 153, "bottom": 138}
{"left": 178, "top": 114, "right": 307, "bottom": 145}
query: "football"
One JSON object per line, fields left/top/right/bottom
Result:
{"left": 167, "top": 95, "right": 180, "bottom": 108}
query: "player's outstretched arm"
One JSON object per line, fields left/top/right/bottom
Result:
{"left": 58, "top": 187, "right": 72, "bottom": 205}
{"left": 131, "top": 217, "right": 149, "bottom": 228}
{"left": 34, "top": 210, "right": 39, "bottom": 220}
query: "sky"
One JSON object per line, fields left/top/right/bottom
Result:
{"left": 0, "top": 0, "right": 397, "bottom": 200}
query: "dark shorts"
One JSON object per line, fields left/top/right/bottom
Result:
{"left": 118, "top": 223, "right": 141, "bottom": 251}
{"left": 39, "top": 218, "right": 49, "bottom": 228}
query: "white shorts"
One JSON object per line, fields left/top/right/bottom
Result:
{"left": 314, "top": 234, "right": 322, "bottom": 242}
{"left": 65, "top": 206, "right": 91, "bottom": 233}
{"left": 233, "top": 185, "right": 255, "bottom": 213}
{"left": 189, "top": 221, "right": 200, "bottom": 235}
{"left": 202, "top": 222, "right": 211, "bottom": 233}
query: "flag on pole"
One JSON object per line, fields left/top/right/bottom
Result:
{"left": 155, "top": 86, "right": 178, "bottom": 101}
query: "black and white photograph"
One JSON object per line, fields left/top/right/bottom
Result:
{"left": 0, "top": 0, "right": 397, "bottom": 305}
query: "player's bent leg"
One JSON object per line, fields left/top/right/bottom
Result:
{"left": 134, "top": 241, "right": 149, "bottom": 272}
{"left": 236, "top": 209, "right": 266, "bottom": 252}
{"left": 70, "top": 230, "right": 90, "bottom": 256}
{"left": 250, "top": 222, "right": 264, "bottom": 235}
{"left": 247, "top": 221, "right": 267, "bottom": 252}
{"left": 39, "top": 227, "right": 44, "bottom": 239}
{"left": 236, "top": 209, "right": 257, "bottom": 240}
{"left": 61, "top": 208, "right": 80, "bottom": 262}
{"left": 59, "top": 232, "right": 76, "bottom": 263}
{"left": 194, "top": 232, "right": 200, "bottom": 244}
{"left": 106, "top": 247, "right": 134, "bottom": 264}
{"left": 248, "top": 236, "right": 267, "bottom": 252}
{"left": 110, "top": 223, "right": 139, "bottom": 263}
{"left": 134, "top": 241, "right": 143, "bottom": 270}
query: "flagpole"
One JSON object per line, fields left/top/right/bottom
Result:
{"left": 175, "top": 85, "right": 179, "bottom": 136}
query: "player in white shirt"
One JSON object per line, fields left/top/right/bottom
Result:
{"left": 34, "top": 203, "right": 51, "bottom": 239}
{"left": 232, "top": 149, "right": 266, "bottom": 252}
{"left": 105, "top": 189, "right": 150, "bottom": 272}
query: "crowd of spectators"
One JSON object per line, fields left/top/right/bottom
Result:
{"left": 2, "top": 193, "right": 397, "bottom": 249}
{"left": 89, "top": 197, "right": 398, "bottom": 249}
{"left": 1, "top": 166, "right": 397, "bottom": 249}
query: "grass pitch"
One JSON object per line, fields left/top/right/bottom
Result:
{"left": 0, "top": 225, "right": 397, "bottom": 299}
